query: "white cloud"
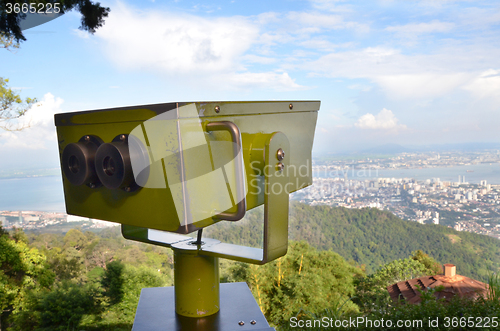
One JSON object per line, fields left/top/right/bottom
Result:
{"left": 92, "top": 3, "right": 307, "bottom": 91}
{"left": 285, "top": 11, "right": 369, "bottom": 34}
{"left": 95, "top": 3, "right": 258, "bottom": 74}
{"left": 462, "top": 69, "right": 500, "bottom": 99}
{"left": 347, "top": 84, "right": 372, "bottom": 92}
{"left": 305, "top": 45, "right": 500, "bottom": 99}
{"left": 0, "top": 93, "right": 63, "bottom": 150}
{"left": 240, "top": 54, "right": 277, "bottom": 64}
{"left": 308, "top": 0, "right": 352, "bottom": 13}
{"left": 374, "top": 73, "right": 468, "bottom": 99}
{"left": 385, "top": 20, "right": 455, "bottom": 34}
{"left": 355, "top": 108, "right": 407, "bottom": 130}
{"left": 287, "top": 12, "right": 343, "bottom": 30}
{"left": 72, "top": 29, "right": 90, "bottom": 39}
{"left": 221, "top": 72, "right": 306, "bottom": 91}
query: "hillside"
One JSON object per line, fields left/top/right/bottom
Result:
{"left": 204, "top": 202, "right": 500, "bottom": 280}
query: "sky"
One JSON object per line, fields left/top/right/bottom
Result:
{"left": 1, "top": 0, "right": 500, "bottom": 170}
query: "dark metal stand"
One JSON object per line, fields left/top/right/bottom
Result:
{"left": 132, "top": 282, "right": 274, "bottom": 331}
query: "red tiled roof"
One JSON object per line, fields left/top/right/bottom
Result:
{"left": 387, "top": 274, "right": 488, "bottom": 304}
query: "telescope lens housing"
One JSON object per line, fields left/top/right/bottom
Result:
{"left": 68, "top": 155, "right": 80, "bottom": 174}
{"left": 61, "top": 135, "right": 102, "bottom": 187}
{"left": 95, "top": 135, "right": 135, "bottom": 190}
{"left": 102, "top": 156, "right": 117, "bottom": 176}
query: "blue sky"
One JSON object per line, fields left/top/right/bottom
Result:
{"left": 1, "top": 0, "right": 500, "bottom": 169}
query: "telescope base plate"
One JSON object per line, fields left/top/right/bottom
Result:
{"left": 132, "top": 282, "right": 274, "bottom": 331}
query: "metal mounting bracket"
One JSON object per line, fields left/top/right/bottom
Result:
{"left": 122, "top": 131, "right": 290, "bottom": 264}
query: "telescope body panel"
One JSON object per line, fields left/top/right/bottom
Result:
{"left": 55, "top": 101, "right": 319, "bottom": 234}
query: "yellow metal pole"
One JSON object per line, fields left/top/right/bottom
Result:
{"left": 173, "top": 248, "right": 220, "bottom": 317}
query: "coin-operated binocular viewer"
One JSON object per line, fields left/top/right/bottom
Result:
{"left": 55, "top": 101, "right": 319, "bottom": 330}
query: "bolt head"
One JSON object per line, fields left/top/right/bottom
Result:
{"left": 124, "top": 186, "right": 131, "bottom": 192}
{"left": 277, "top": 148, "right": 285, "bottom": 161}
{"left": 120, "top": 134, "right": 126, "bottom": 141}
{"left": 250, "top": 320, "right": 257, "bottom": 325}
{"left": 277, "top": 162, "right": 285, "bottom": 172}
{"left": 289, "top": 103, "right": 293, "bottom": 110}
{"left": 238, "top": 321, "right": 245, "bottom": 326}
{"left": 84, "top": 135, "right": 90, "bottom": 141}
{"left": 89, "top": 183, "right": 96, "bottom": 189}
{"left": 215, "top": 106, "right": 221, "bottom": 113}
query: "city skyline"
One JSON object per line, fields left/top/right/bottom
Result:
{"left": 1, "top": 0, "right": 500, "bottom": 170}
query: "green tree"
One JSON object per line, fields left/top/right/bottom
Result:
{"left": 101, "top": 261, "right": 125, "bottom": 305}
{"left": 37, "top": 281, "right": 100, "bottom": 331}
{"left": 411, "top": 249, "right": 442, "bottom": 275}
{"left": 0, "top": 33, "right": 17, "bottom": 51}
{"left": 9, "top": 280, "right": 101, "bottom": 331}
{"left": 63, "top": 228, "right": 89, "bottom": 251}
{"left": 1, "top": 31, "right": 36, "bottom": 131}
{"left": 45, "top": 247, "right": 83, "bottom": 281}
{"left": 0, "top": 231, "right": 54, "bottom": 330}
{"left": 96, "top": 264, "right": 169, "bottom": 326}
{"left": 10, "top": 228, "right": 28, "bottom": 245}
{"left": 1, "top": 1, "right": 110, "bottom": 130}
{"left": 0, "top": 0, "right": 110, "bottom": 43}
{"left": 230, "top": 241, "right": 363, "bottom": 326}
{"left": 0, "top": 76, "right": 37, "bottom": 131}
{"left": 354, "top": 254, "right": 439, "bottom": 314}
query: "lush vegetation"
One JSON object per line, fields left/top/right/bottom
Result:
{"left": 207, "top": 202, "right": 500, "bottom": 280}
{"left": 0, "top": 226, "right": 172, "bottom": 330}
{"left": 1, "top": 203, "right": 499, "bottom": 330}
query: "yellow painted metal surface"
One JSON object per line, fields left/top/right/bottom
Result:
{"left": 173, "top": 249, "right": 220, "bottom": 317}
{"left": 55, "top": 101, "right": 319, "bottom": 234}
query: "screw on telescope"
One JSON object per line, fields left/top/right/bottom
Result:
{"left": 215, "top": 105, "right": 221, "bottom": 113}
{"left": 84, "top": 135, "right": 90, "bottom": 141}
{"left": 238, "top": 321, "right": 245, "bottom": 326}
{"left": 277, "top": 162, "right": 285, "bottom": 172}
{"left": 289, "top": 103, "right": 293, "bottom": 110}
{"left": 119, "top": 134, "right": 126, "bottom": 141}
{"left": 250, "top": 320, "right": 257, "bottom": 325}
{"left": 277, "top": 148, "right": 285, "bottom": 161}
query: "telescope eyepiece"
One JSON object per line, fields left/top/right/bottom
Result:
{"left": 61, "top": 135, "right": 103, "bottom": 187}
{"left": 95, "top": 135, "right": 134, "bottom": 190}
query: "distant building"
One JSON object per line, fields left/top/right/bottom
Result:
{"left": 433, "top": 211, "right": 439, "bottom": 224}
{"left": 387, "top": 264, "right": 488, "bottom": 304}
{"left": 67, "top": 215, "right": 89, "bottom": 222}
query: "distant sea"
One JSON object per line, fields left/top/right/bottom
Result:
{"left": 0, "top": 163, "right": 499, "bottom": 211}
{"left": 0, "top": 176, "right": 65, "bottom": 212}
{"left": 315, "top": 163, "right": 500, "bottom": 184}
